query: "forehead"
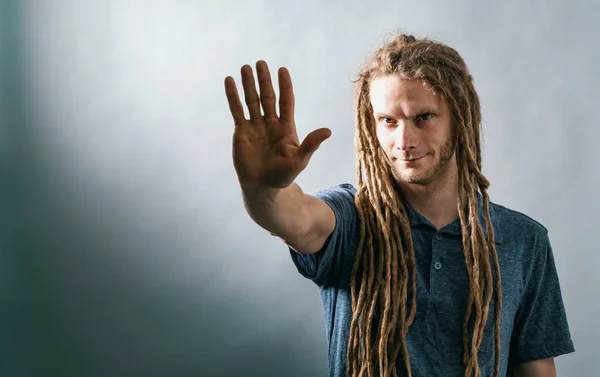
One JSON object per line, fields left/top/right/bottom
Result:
{"left": 369, "top": 75, "right": 441, "bottom": 111}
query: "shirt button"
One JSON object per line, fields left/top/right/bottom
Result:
{"left": 434, "top": 261, "right": 442, "bottom": 270}
{"left": 435, "top": 234, "right": 443, "bottom": 241}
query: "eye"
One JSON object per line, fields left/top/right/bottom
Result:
{"left": 416, "top": 112, "right": 433, "bottom": 122}
{"left": 380, "top": 117, "right": 396, "bottom": 125}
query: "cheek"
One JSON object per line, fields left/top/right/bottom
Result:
{"left": 423, "top": 127, "right": 450, "bottom": 152}
{"left": 375, "top": 128, "right": 394, "bottom": 150}
{"left": 429, "top": 120, "right": 454, "bottom": 144}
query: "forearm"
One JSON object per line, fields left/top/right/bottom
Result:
{"left": 242, "top": 182, "right": 310, "bottom": 241}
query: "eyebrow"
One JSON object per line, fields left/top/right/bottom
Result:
{"left": 374, "top": 107, "right": 438, "bottom": 118}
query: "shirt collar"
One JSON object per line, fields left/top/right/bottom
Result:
{"left": 403, "top": 192, "right": 504, "bottom": 244}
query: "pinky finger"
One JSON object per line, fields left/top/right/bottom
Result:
{"left": 224, "top": 76, "right": 246, "bottom": 126}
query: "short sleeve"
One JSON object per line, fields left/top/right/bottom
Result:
{"left": 288, "top": 183, "right": 358, "bottom": 287}
{"left": 510, "top": 232, "right": 575, "bottom": 363}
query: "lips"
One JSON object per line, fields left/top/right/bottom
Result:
{"left": 400, "top": 154, "right": 426, "bottom": 161}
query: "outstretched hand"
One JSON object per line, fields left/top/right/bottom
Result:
{"left": 225, "top": 61, "right": 331, "bottom": 190}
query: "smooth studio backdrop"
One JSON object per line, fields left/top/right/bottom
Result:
{"left": 4, "top": 0, "right": 598, "bottom": 376}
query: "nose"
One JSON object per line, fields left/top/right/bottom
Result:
{"left": 394, "top": 120, "right": 418, "bottom": 151}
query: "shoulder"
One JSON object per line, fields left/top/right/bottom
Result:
{"left": 490, "top": 202, "right": 548, "bottom": 234}
{"left": 490, "top": 201, "right": 550, "bottom": 248}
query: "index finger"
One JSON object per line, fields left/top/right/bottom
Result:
{"left": 224, "top": 76, "right": 246, "bottom": 126}
{"left": 278, "top": 67, "right": 295, "bottom": 124}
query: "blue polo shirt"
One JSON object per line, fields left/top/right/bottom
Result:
{"left": 289, "top": 183, "right": 574, "bottom": 377}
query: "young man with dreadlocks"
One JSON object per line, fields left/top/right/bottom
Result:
{"left": 224, "top": 33, "right": 574, "bottom": 377}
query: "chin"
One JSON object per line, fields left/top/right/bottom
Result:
{"left": 394, "top": 168, "right": 436, "bottom": 185}
{"left": 400, "top": 175, "right": 434, "bottom": 185}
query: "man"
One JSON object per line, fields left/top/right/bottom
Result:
{"left": 224, "top": 33, "right": 574, "bottom": 377}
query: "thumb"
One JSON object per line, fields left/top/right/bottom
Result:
{"left": 296, "top": 128, "right": 332, "bottom": 162}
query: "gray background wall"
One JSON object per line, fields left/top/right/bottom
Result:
{"left": 4, "top": 0, "right": 597, "bottom": 376}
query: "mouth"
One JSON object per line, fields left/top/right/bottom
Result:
{"left": 399, "top": 154, "right": 426, "bottom": 162}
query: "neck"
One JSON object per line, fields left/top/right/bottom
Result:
{"left": 397, "top": 156, "right": 466, "bottom": 230}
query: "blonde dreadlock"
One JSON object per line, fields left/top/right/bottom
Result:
{"left": 347, "top": 32, "right": 503, "bottom": 377}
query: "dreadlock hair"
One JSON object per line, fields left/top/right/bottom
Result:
{"left": 347, "top": 32, "right": 502, "bottom": 377}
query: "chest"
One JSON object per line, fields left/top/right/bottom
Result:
{"left": 410, "top": 231, "right": 523, "bottom": 317}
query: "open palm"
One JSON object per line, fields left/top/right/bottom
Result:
{"left": 225, "top": 61, "right": 331, "bottom": 190}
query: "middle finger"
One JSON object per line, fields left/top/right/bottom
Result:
{"left": 256, "top": 61, "right": 277, "bottom": 120}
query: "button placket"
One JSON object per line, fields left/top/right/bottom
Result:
{"left": 432, "top": 233, "right": 444, "bottom": 273}
{"left": 430, "top": 232, "right": 446, "bottom": 300}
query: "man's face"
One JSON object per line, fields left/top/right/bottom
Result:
{"left": 369, "top": 75, "right": 456, "bottom": 186}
